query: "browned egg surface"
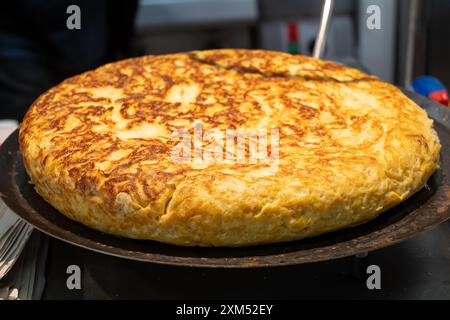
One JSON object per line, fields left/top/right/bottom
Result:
{"left": 19, "top": 49, "right": 441, "bottom": 246}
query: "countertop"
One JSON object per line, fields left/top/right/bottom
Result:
{"left": 42, "top": 219, "right": 450, "bottom": 299}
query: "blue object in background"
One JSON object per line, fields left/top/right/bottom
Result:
{"left": 412, "top": 76, "right": 449, "bottom": 107}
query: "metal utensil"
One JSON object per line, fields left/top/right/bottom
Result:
{"left": 313, "top": 0, "right": 334, "bottom": 59}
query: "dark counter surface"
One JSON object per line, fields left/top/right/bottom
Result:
{"left": 42, "top": 220, "right": 450, "bottom": 300}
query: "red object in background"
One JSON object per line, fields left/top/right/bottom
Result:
{"left": 429, "top": 90, "right": 449, "bottom": 106}
{"left": 287, "top": 22, "right": 299, "bottom": 43}
{"left": 287, "top": 22, "right": 299, "bottom": 54}
{"left": 412, "top": 76, "right": 449, "bottom": 107}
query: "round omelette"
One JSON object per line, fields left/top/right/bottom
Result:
{"left": 19, "top": 49, "right": 441, "bottom": 246}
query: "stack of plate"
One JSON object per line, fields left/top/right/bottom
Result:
{"left": 0, "top": 227, "right": 48, "bottom": 300}
{"left": 0, "top": 120, "right": 47, "bottom": 300}
{"left": 0, "top": 201, "right": 34, "bottom": 278}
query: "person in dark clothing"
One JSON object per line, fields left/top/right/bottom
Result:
{"left": 0, "top": 0, "right": 138, "bottom": 120}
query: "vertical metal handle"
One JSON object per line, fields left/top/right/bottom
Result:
{"left": 313, "top": 0, "right": 334, "bottom": 59}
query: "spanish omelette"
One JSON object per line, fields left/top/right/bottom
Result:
{"left": 19, "top": 49, "right": 441, "bottom": 246}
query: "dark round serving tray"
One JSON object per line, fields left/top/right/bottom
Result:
{"left": 1, "top": 90, "right": 450, "bottom": 268}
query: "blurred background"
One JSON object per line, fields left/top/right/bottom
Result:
{"left": 0, "top": 0, "right": 449, "bottom": 119}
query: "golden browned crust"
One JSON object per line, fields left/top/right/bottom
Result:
{"left": 19, "top": 49, "right": 441, "bottom": 246}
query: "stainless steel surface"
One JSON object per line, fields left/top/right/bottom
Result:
{"left": 313, "top": 0, "right": 334, "bottom": 58}
{"left": 357, "top": 0, "right": 397, "bottom": 83}
{"left": 396, "top": 0, "right": 429, "bottom": 86}
{"left": 258, "top": 0, "right": 354, "bottom": 20}
{"left": 403, "top": 0, "right": 420, "bottom": 87}
{"left": 136, "top": 0, "right": 258, "bottom": 29}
